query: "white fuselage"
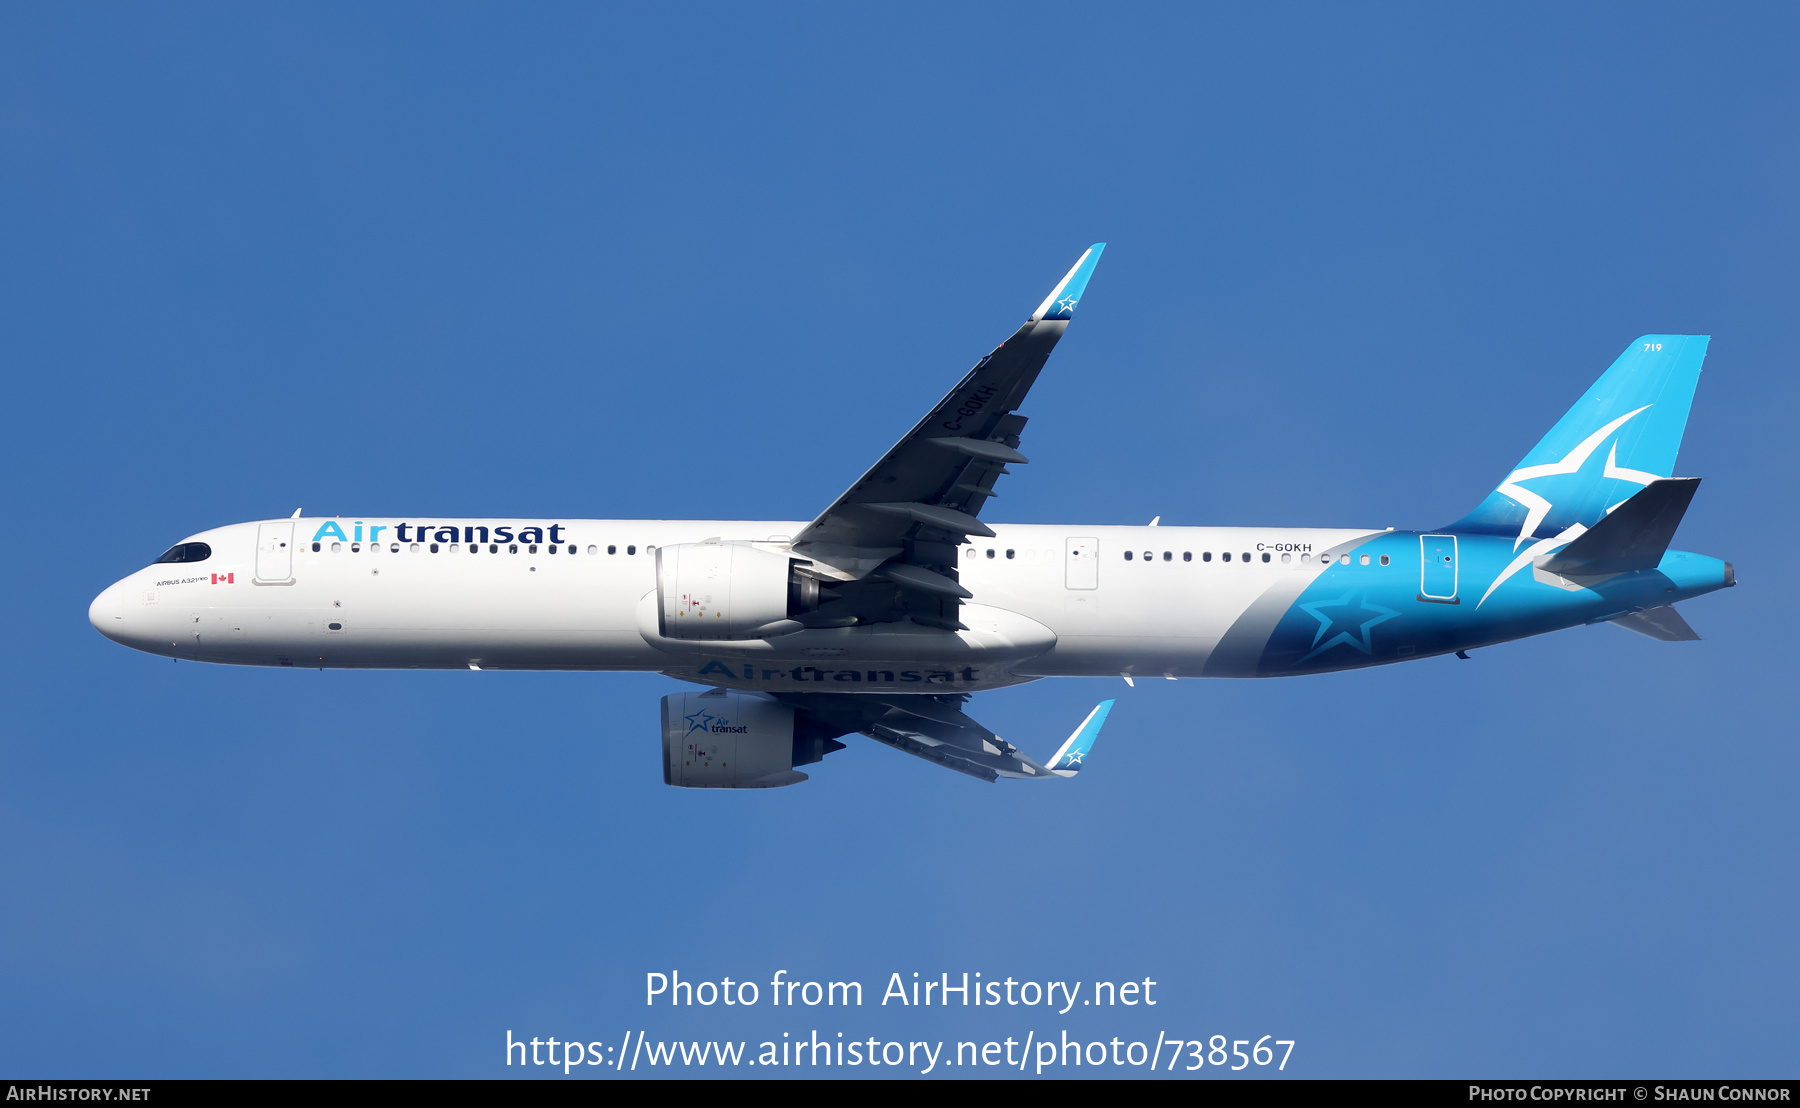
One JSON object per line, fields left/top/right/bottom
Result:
{"left": 89, "top": 517, "right": 1383, "bottom": 692}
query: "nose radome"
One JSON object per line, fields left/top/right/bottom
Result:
{"left": 89, "top": 580, "right": 129, "bottom": 641}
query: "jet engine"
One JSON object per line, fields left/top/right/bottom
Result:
{"left": 656, "top": 542, "right": 812, "bottom": 640}
{"left": 661, "top": 690, "right": 845, "bottom": 788}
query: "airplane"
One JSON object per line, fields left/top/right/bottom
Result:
{"left": 88, "top": 245, "right": 1734, "bottom": 788}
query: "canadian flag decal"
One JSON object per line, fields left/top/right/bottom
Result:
{"left": 211, "top": 573, "right": 235, "bottom": 584}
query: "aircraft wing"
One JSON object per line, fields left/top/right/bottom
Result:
{"left": 789, "top": 245, "right": 1105, "bottom": 631}
{"left": 779, "top": 692, "right": 1114, "bottom": 783}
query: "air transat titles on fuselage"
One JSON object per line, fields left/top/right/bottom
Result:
{"left": 310, "top": 521, "right": 571, "bottom": 546}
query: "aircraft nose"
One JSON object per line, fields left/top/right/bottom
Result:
{"left": 89, "top": 580, "right": 130, "bottom": 642}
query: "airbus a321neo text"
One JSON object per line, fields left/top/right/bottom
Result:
{"left": 90, "top": 246, "right": 1734, "bottom": 788}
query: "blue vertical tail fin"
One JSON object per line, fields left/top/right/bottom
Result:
{"left": 1450, "top": 335, "right": 1710, "bottom": 548}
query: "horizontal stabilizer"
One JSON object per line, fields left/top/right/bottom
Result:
{"left": 1609, "top": 606, "right": 1701, "bottom": 641}
{"left": 1539, "top": 478, "right": 1700, "bottom": 576}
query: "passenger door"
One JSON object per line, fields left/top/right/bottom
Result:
{"left": 255, "top": 521, "right": 294, "bottom": 582}
{"left": 1065, "top": 537, "right": 1098, "bottom": 590}
{"left": 1419, "top": 534, "right": 1458, "bottom": 602}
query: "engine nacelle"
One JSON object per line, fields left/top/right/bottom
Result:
{"left": 662, "top": 691, "right": 842, "bottom": 788}
{"left": 657, "top": 542, "right": 799, "bottom": 640}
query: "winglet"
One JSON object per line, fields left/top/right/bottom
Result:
{"left": 1030, "top": 243, "right": 1107, "bottom": 323}
{"left": 1046, "top": 699, "right": 1114, "bottom": 777}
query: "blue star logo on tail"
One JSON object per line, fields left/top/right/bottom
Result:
{"left": 1493, "top": 405, "right": 1657, "bottom": 550}
{"left": 1298, "top": 590, "right": 1399, "bottom": 662}
{"left": 1474, "top": 404, "right": 1662, "bottom": 607}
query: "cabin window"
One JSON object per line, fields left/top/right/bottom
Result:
{"left": 450, "top": 544, "right": 461, "bottom": 553}
{"left": 410, "top": 543, "right": 419, "bottom": 553}
{"left": 1380, "top": 554, "right": 1390, "bottom": 566}
{"left": 509, "top": 544, "right": 518, "bottom": 554}
{"left": 1340, "top": 554, "right": 1351, "bottom": 565}
{"left": 1124, "top": 550, "right": 1134, "bottom": 561}
{"left": 350, "top": 543, "right": 360, "bottom": 553}
{"left": 587, "top": 545, "right": 597, "bottom": 554}
{"left": 1202, "top": 552, "right": 1212, "bottom": 562}
{"left": 1282, "top": 552, "right": 1291, "bottom": 563}
{"left": 1360, "top": 554, "right": 1370, "bottom": 565}
{"left": 528, "top": 545, "right": 538, "bottom": 553}
{"left": 1221, "top": 552, "right": 1230, "bottom": 562}
{"left": 1183, "top": 551, "right": 1192, "bottom": 562}
{"left": 548, "top": 545, "right": 558, "bottom": 554}
{"left": 1162, "top": 551, "right": 1172, "bottom": 561}
{"left": 331, "top": 542, "right": 341, "bottom": 553}
{"left": 430, "top": 543, "right": 439, "bottom": 553}
{"left": 1262, "top": 552, "right": 1270, "bottom": 563}
{"left": 312, "top": 543, "right": 321, "bottom": 553}
{"left": 1005, "top": 549, "right": 1015, "bottom": 559}
{"left": 627, "top": 545, "right": 636, "bottom": 555}
{"left": 389, "top": 543, "right": 399, "bottom": 553}
{"left": 328, "top": 622, "right": 342, "bottom": 631}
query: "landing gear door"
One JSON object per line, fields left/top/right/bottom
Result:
{"left": 1419, "top": 534, "right": 1458, "bottom": 602}
{"left": 256, "top": 521, "right": 295, "bottom": 583}
{"left": 1065, "top": 537, "right": 1098, "bottom": 590}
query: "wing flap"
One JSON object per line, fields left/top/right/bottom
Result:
{"left": 780, "top": 692, "right": 1109, "bottom": 783}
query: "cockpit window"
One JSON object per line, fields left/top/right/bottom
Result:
{"left": 155, "top": 542, "right": 211, "bottom": 564}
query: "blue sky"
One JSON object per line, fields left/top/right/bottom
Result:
{"left": 2, "top": 3, "right": 1795, "bottom": 1078}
